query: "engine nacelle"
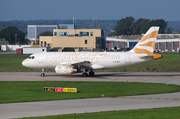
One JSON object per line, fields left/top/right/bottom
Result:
{"left": 55, "top": 65, "right": 77, "bottom": 75}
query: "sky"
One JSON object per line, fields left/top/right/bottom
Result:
{"left": 0, "top": 0, "right": 180, "bottom": 21}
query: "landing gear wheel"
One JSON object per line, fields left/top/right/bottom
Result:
{"left": 89, "top": 71, "right": 95, "bottom": 77}
{"left": 82, "top": 73, "right": 88, "bottom": 77}
{"left": 41, "top": 69, "right": 45, "bottom": 77}
{"left": 41, "top": 73, "right": 45, "bottom": 77}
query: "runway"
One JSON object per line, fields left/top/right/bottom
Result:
{"left": 0, "top": 72, "right": 180, "bottom": 118}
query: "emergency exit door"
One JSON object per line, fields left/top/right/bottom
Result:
{"left": 125, "top": 53, "right": 130, "bottom": 63}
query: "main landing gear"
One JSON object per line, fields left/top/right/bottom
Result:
{"left": 41, "top": 69, "right": 45, "bottom": 77}
{"left": 89, "top": 71, "right": 95, "bottom": 77}
{"left": 81, "top": 70, "right": 95, "bottom": 77}
{"left": 82, "top": 72, "right": 88, "bottom": 77}
{"left": 40, "top": 69, "right": 94, "bottom": 77}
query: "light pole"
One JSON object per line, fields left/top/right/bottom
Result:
{"left": 15, "top": 34, "right": 17, "bottom": 45}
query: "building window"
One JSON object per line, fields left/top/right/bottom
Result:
{"left": 172, "top": 42, "right": 175, "bottom": 50}
{"left": 158, "top": 43, "right": 161, "bottom": 50}
{"left": 123, "top": 42, "right": 125, "bottom": 47}
{"left": 85, "top": 40, "right": 87, "bottom": 44}
{"left": 54, "top": 32, "right": 57, "bottom": 36}
{"left": 60, "top": 32, "right": 68, "bottom": 36}
{"left": 91, "top": 32, "right": 93, "bottom": 36}
{"left": 165, "top": 42, "right": 168, "bottom": 50}
{"left": 44, "top": 41, "right": 46, "bottom": 47}
{"left": 117, "top": 42, "right": 119, "bottom": 49}
{"left": 80, "top": 32, "right": 89, "bottom": 36}
{"left": 112, "top": 42, "right": 114, "bottom": 49}
{"left": 41, "top": 41, "right": 43, "bottom": 47}
{"left": 59, "top": 26, "right": 68, "bottom": 29}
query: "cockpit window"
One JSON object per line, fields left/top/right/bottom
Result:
{"left": 28, "top": 56, "right": 35, "bottom": 59}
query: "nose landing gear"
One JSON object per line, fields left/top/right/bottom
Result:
{"left": 41, "top": 69, "right": 45, "bottom": 77}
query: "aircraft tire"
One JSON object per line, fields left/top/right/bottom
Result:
{"left": 41, "top": 73, "right": 45, "bottom": 77}
{"left": 89, "top": 72, "right": 95, "bottom": 77}
{"left": 82, "top": 73, "right": 88, "bottom": 77}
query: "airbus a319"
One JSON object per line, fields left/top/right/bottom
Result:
{"left": 22, "top": 27, "right": 162, "bottom": 77}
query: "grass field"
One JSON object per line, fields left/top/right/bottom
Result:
{"left": 0, "top": 53, "right": 180, "bottom": 72}
{"left": 21, "top": 106, "right": 180, "bottom": 119}
{"left": 0, "top": 54, "right": 43, "bottom": 72}
{"left": 0, "top": 81, "right": 180, "bottom": 103}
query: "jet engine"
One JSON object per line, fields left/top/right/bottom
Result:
{"left": 55, "top": 65, "right": 77, "bottom": 75}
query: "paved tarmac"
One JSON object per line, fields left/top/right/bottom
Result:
{"left": 0, "top": 72, "right": 180, "bottom": 119}
{"left": 0, "top": 72, "right": 180, "bottom": 85}
{"left": 0, "top": 51, "right": 16, "bottom": 54}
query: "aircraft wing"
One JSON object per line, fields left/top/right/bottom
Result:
{"left": 71, "top": 61, "right": 91, "bottom": 67}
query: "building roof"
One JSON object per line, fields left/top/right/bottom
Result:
{"left": 107, "top": 37, "right": 180, "bottom": 43}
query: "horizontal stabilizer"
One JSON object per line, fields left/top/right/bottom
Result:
{"left": 141, "top": 54, "right": 163, "bottom": 60}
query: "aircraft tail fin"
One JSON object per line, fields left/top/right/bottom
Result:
{"left": 132, "top": 27, "right": 159, "bottom": 54}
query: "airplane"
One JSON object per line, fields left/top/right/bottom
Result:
{"left": 22, "top": 27, "right": 162, "bottom": 77}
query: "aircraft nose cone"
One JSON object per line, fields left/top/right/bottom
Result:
{"left": 22, "top": 60, "right": 28, "bottom": 67}
{"left": 22, "top": 60, "right": 26, "bottom": 66}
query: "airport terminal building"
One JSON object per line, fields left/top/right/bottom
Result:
{"left": 39, "top": 29, "right": 106, "bottom": 51}
{"left": 106, "top": 34, "right": 180, "bottom": 52}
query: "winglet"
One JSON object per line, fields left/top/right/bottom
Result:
{"left": 132, "top": 27, "right": 159, "bottom": 54}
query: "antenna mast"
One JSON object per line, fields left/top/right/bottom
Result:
{"left": 93, "top": 17, "right": 94, "bottom": 29}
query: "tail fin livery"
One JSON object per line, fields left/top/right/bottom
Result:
{"left": 131, "top": 27, "right": 162, "bottom": 59}
{"left": 132, "top": 27, "right": 159, "bottom": 54}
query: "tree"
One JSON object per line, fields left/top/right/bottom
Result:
{"left": 0, "top": 26, "right": 28, "bottom": 44}
{"left": 148, "top": 19, "right": 167, "bottom": 34}
{"left": 114, "top": 16, "right": 134, "bottom": 36}
{"left": 132, "top": 19, "right": 167, "bottom": 35}
{"left": 133, "top": 18, "right": 150, "bottom": 35}
{"left": 166, "top": 28, "right": 172, "bottom": 34}
{"left": 37, "top": 31, "right": 53, "bottom": 39}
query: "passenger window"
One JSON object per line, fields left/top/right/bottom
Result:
{"left": 32, "top": 56, "right": 34, "bottom": 59}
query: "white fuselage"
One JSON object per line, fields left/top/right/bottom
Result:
{"left": 22, "top": 51, "right": 150, "bottom": 70}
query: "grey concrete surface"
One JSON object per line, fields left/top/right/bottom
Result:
{"left": 1, "top": 94, "right": 180, "bottom": 119}
{"left": 0, "top": 72, "right": 180, "bottom": 85}
{"left": 0, "top": 72, "right": 180, "bottom": 119}
{"left": 0, "top": 51, "right": 16, "bottom": 54}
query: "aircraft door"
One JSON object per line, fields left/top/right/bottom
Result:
{"left": 125, "top": 53, "right": 130, "bottom": 63}
{"left": 38, "top": 53, "right": 44, "bottom": 63}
